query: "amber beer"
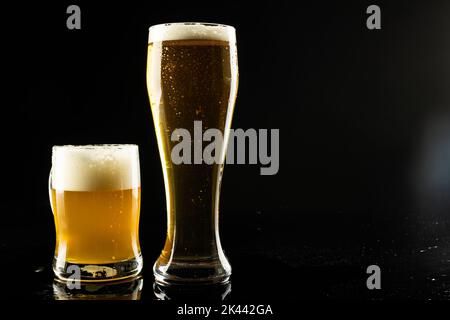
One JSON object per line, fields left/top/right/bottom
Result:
{"left": 147, "top": 23, "right": 238, "bottom": 285}
{"left": 50, "top": 145, "right": 142, "bottom": 281}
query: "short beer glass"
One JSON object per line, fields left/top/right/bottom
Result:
{"left": 50, "top": 145, "right": 142, "bottom": 282}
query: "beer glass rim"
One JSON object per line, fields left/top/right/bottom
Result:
{"left": 148, "top": 22, "right": 235, "bottom": 31}
{"left": 148, "top": 22, "right": 236, "bottom": 43}
{"left": 52, "top": 144, "right": 138, "bottom": 151}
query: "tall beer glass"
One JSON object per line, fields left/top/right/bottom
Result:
{"left": 146, "top": 23, "right": 238, "bottom": 285}
{"left": 50, "top": 145, "right": 142, "bottom": 282}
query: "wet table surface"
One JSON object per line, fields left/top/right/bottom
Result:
{"left": 1, "top": 211, "right": 450, "bottom": 301}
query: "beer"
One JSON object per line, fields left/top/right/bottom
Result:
{"left": 50, "top": 145, "right": 142, "bottom": 281}
{"left": 147, "top": 23, "right": 238, "bottom": 284}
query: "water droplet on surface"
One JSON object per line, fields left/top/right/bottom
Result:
{"left": 34, "top": 266, "right": 45, "bottom": 273}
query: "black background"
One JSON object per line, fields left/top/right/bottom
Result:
{"left": 2, "top": 0, "right": 450, "bottom": 302}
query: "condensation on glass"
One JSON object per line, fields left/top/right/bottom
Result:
{"left": 146, "top": 22, "right": 238, "bottom": 285}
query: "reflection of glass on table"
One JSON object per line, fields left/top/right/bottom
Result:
{"left": 53, "top": 276, "right": 143, "bottom": 300}
{"left": 153, "top": 280, "right": 231, "bottom": 301}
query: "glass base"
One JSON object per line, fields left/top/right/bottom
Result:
{"left": 53, "top": 254, "right": 143, "bottom": 282}
{"left": 153, "top": 257, "right": 231, "bottom": 286}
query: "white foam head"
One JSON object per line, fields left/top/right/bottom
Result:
{"left": 148, "top": 22, "right": 236, "bottom": 43}
{"left": 51, "top": 145, "right": 140, "bottom": 191}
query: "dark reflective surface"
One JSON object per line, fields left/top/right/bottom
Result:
{"left": 1, "top": 213, "right": 450, "bottom": 300}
